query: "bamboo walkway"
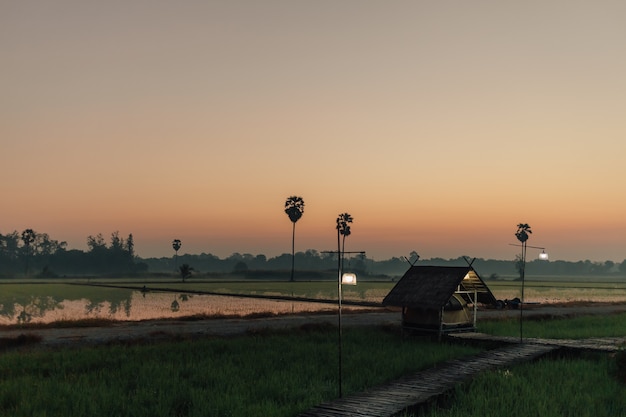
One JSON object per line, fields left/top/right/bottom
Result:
{"left": 298, "top": 343, "right": 556, "bottom": 417}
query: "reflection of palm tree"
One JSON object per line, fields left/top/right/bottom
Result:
{"left": 284, "top": 196, "right": 305, "bottom": 282}
{"left": 336, "top": 213, "right": 353, "bottom": 271}
{"left": 172, "top": 239, "right": 181, "bottom": 271}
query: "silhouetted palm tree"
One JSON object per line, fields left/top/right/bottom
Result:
{"left": 515, "top": 223, "right": 532, "bottom": 245}
{"left": 336, "top": 213, "right": 353, "bottom": 271}
{"left": 172, "top": 239, "right": 181, "bottom": 271}
{"left": 284, "top": 196, "right": 305, "bottom": 282}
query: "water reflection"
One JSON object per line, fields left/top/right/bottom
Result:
{"left": 0, "top": 290, "right": 343, "bottom": 325}
{"left": 0, "top": 288, "right": 135, "bottom": 325}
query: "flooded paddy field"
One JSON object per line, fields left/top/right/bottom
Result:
{"left": 1, "top": 277, "right": 625, "bottom": 326}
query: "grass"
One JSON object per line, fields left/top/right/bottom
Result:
{"left": 407, "top": 312, "right": 626, "bottom": 417}
{"left": 472, "top": 312, "right": 626, "bottom": 414}
{"left": 1, "top": 291, "right": 625, "bottom": 416}
{"left": 415, "top": 353, "right": 626, "bottom": 417}
{"left": 479, "top": 311, "right": 626, "bottom": 339}
{"left": 0, "top": 325, "right": 480, "bottom": 417}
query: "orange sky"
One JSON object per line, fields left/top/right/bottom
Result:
{"left": 2, "top": 1, "right": 626, "bottom": 262}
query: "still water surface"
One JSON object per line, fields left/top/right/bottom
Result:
{"left": 0, "top": 289, "right": 343, "bottom": 326}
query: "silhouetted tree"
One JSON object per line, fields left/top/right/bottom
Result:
{"left": 336, "top": 213, "right": 353, "bottom": 272}
{"left": 21, "top": 229, "right": 36, "bottom": 275}
{"left": 87, "top": 233, "right": 106, "bottom": 252}
{"left": 172, "top": 239, "right": 181, "bottom": 271}
{"left": 284, "top": 196, "right": 305, "bottom": 282}
{"left": 179, "top": 263, "right": 193, "bottom": 282}
{"left": 126, "top": 234, "right": 134, "bottom": 258}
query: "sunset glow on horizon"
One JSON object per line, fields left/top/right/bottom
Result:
{"left": 2, "top": 1, "right": 626, "bottom": 262}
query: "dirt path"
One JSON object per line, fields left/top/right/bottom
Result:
{"left": 2, "top": 303, "right": 625, "bottom": 349}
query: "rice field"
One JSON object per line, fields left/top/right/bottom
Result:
{"left": 1, "top": 277, "right": 625, "bottom": 326}
{"left": 487, "top": 280, "right": 626, "bottom": 304}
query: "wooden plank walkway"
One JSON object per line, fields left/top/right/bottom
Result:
{"left": 298, "top": 343, "right": 556, "bottom": 417}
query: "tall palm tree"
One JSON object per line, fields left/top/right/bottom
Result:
{"left": 172, "top": 239, "right": 181, "bottom": 271}
{"left": 336, "top": 213, "right": 353, "bottom": 272}
{"left": 284, "top": 196, "right": 305, "bottom": 282}
{"left": 335, "top": 212, "right": 353, "bottom": 398}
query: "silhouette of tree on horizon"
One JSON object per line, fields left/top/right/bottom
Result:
{"left": 284, "top": 196, "right": 305, "bottom": 282}
{"left": 179, "top": 263, "right": 193, "bottom": 282}
{"left": 21, "top": 229, "right": 36, "bottom": 276}
{"left": 172, "top": 239, "right": 181, "bottom": 271}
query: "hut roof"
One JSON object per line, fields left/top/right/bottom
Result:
{"left": 382, "top": 265, "right": 496, "bottom": 310}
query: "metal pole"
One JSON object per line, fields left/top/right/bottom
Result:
{"left": 337, "top": 230, "right": 343, "bottom": 398}
{"left": 520, "top": 241, "right": 526, "bottom": 343}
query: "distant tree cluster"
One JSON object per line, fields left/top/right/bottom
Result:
{"left": 2, "top": 229, "right": 626, "bottom": 279}
{"left": 0, "top": 230, "right": 145, "bottom": 277}
{"left": 141, "top": 250, "right": 626, "bottom": 279}
{"left": 0, "top": 229, "right": 67, "bottom": 276}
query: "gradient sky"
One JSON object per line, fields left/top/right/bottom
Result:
{"left": 2, "top": 1, "right": 625, "bottom": 262}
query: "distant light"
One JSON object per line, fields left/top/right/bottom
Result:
{"left": 341, "top": 272, "right": 357, "bottom": 285}
{"left": 539, "top": 250, "right": 549, "bottom": 260}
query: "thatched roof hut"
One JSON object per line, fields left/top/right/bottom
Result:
{"left": 382, "top": 265, "right": 496, "bottom": 335}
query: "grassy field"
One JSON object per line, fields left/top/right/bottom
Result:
{"left": 487, "top": 280, "right": 626, "bottom": 304}
{"left": 480, "top": 312, "right": 626, "bottom": 339}
{"left": 1, "top": 279, "right": 626, "bottom": 416}
{"left": 414, "top": 353, "right": 626, "bottom": 417}
{"left": 410, "top": 312, "right": 626, "bottom": 417}
{"left": 1, "top": 313, "right": 625, "bottom": 417}
{"left": 0, "top": 326, "right": 481, "bottom": 417}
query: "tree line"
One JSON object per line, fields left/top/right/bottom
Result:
{"left": 0, "top": 229, "right": 146, "bottom": 277}
{"left": 2, "top": 229, "right": 626, "bottom": 279}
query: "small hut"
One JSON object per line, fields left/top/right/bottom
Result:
{"left": 382, "top": 265, "right": 497, "bottom": 335}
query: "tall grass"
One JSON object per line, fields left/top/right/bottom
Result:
{"left": 479, "top": 312, "right": 626, "bottom": 339}
{"left": 0, "top": 325, "right": 480, "bottom": 417}
{"left": 418, "top": 354, "right": 626, "bottom": 417}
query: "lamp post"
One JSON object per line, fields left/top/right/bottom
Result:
{"left": 322, "top": 249, "right": 363, "bottom": 398}
{"left": 331, "top": 212, "right": 367, "bottom": 398}
{"left": 338, "top": 270, "right": 357, "bottom": 397}
{"left": 511, "top": 224, "right": 547, "bottom": 343}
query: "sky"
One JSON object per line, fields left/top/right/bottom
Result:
{"left": 2, "top": 1, "right": 626, "bottom": 262}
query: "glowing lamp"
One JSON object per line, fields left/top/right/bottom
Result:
{"left": 341, "top": 272, "right": 357, "bottom": 285}
{"left": 539, "top": 250, "right": 549, "bottom": 260}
